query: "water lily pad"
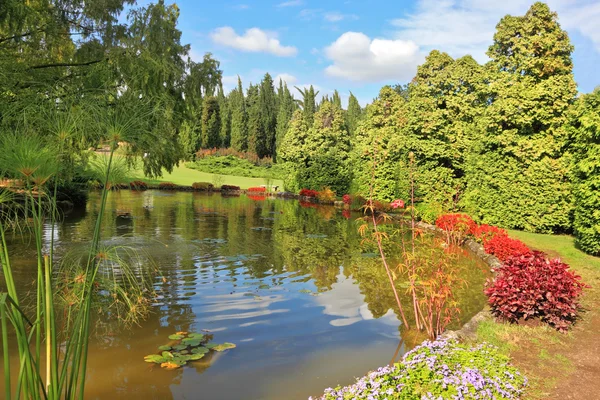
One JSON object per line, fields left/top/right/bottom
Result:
{"left": 168, "top": 334, "right": 184, "bottom": 340}
{"left": 144, "top": 354, "right": 166, "bottom": 364}
{"left": 161, "top": 351, "right": 174, "bottom": 359}
{"left": 179, "top": 350, "right": 189, "bottom": 355}
{"left": 161, "top": 361, "right": 184, "bottom": 370}
{"left": 172, "top": 344, "right": 187, "bottom": 351}
{"left": 191, "top": 347, "right": 209, "bottom": 354}
{"left": 204, "top": 343, "right": 217, "bottom": 349}
{"left": 181, "top": 338, "right": 201, "bottom": 346}
{"left": 188, "top": 353, "right": 206, "bottom": 361}
{"left": 157, "top": 345, "right": 172, "bottom": 351}
{"left": 212, "top": 343, "right": 236, "bottom": 352}
{"left": 187, "top": 333, "right": 205, "bottom": 340}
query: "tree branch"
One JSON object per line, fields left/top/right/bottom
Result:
{"left": 29, "top": 58, "right": 107, "bottom": 70}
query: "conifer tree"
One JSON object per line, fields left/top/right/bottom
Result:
{"left": 247, "top": 84, "right": 267, "bottom": 157}
{"left": 218, "top": 86, "right": 231, "bottom": 148}
{"left": 259, "top": 73, "right": 277, "bottom": 157}
{"left": 275, "top": 82, "right": 296, "bottom": 162}
{"left": 230, "top": 76, "right": 248, "bottom": 151}
{"left": 201, "top": 96, "right": 221, "bottom": 148}
{"left": 346, "top": 92, "right": 362, "bottom": 137}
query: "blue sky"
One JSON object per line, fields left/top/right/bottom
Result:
{"left": 152, "top": 0, "right": 600, "bottom": 106}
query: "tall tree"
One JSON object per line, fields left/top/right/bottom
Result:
{"left": 295, "top": 85, "right": 318, "bottom": 126}
{"left": 201, "top": 96, "right": 221, "bottom": 148}
{"left": 218, "top": 85, "right": 231, "bottom": 147}
{"left": 463, "top": 2, "right": 577, "bottom": 233}
{"left": 346, "top": 92, "right": 362, "bottom": 137}
{"left": 230, "top": 76, "right": 248, "bottom": 151}
{"left": 275, "top": 81, "right": 296, "bottom": 162}
{"left": 332, "top": 90, "right": 342, "bottom": 109}
{"left": 259, "top": 73, "right": 277, "bottom": 157}
{"left": 247, "top": 84, "right": 267, "bottom": 157}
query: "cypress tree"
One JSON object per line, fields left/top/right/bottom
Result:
{"left": 332, "top": 90, "right": 342, "bottom": 109}
{"left": 295, "top": 85, "right": 318, "bottom": 126}
{"left": 247, "top": 84, "right": 267, "bottom": 157}
{"left": 259, "top": 73, "right": 277, "bottom": 158}
{"left": 275, "top": 82, "right": 296, "bottom": 162}
{"left": 346, "top": 92, "right": 362, "bottom": 137}
{"left": 230, "top": 76, "right": 248, "bottom": 151}
{"left": 201, "top": 96, "right": 221, "bottom": 148}
{"left": 218, "top": 86, "right": 231, "bottom": 148}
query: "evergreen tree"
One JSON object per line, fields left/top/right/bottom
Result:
{"left": 463, "top": 2, "right": 577, "bottom": 233}
{"left": 259, "top": 73, "right": 277, "bottom": 157}
{"left": 230, "top": 76, "right": 248, "bottom": 151}
{"left": 275, "top": 82, "right": 296, "bottom": 162}
{"left": 332, "top": 90, "right": 342, "bottom": 109}
{"left": 247, "top": 84, "right": 267, "bottom": 157}
{"left": 201, "top": 96, "right": 221, "bottom": 148}
{"left": 346, "top": 92, "right": 362, "bottom": 137}
{"left": 295, "top": 85, "right": 318, "bottom": 125}
{"left": 179, "top": 119, "right": 201, "bottom": 160}
{"left": 218, "top": 86, "right": 231, "bottom": 147}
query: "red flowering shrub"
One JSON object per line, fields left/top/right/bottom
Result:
{"left": 390, "top": 199, "right": 405, "bottom": 209}
{"left": 299, "top": 189, "right": 319, "bottom": 198}
{"left": 472, "top": 224, "right": 507, "bottom": 244}
{"left": 158, "top": 182, "right": 177, "bottom": 190}
{"left": 485, "top": 251, "right": 586, "bottom": 331}
{"left": 436, "top": 213, "right": 477, "bottom": 244}
{"left": 247, "top": 187, "right": 266, "bottom": 193}
{"left": 129, "top": 180, "right": 148, "bottom": 190}
{"left": 483, "top": 234, "right": 531, "bottom": 262}
{"left": 221, "top": 185, "right": 241, "bottom": 191}
{"left": 342, "top": 194, "right": 351, "bottom": 205}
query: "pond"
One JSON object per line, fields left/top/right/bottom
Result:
{"left": 1, "top": 190, "right": 489, "bottom": 400}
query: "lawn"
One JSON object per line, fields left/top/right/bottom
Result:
{"left": 472, "top": 230, "right": 600, "bottom": 399}
{"left": 123, "top": 158, "right": 284, "bottom": 190}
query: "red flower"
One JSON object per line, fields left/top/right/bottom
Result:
{"left": 390, "top": 199, "right": 405, "bottom": 209}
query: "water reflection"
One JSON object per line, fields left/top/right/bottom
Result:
{"left": 1, "top": 191, "right": 489, "bottom": 400}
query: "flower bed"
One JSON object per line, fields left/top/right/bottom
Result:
{"left": 313, "top": 340, "right": 527, "bottom": 400}
{"left": 299, "top": 189, "right": 319, "bottom": 198}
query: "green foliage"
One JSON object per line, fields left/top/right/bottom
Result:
{"left": 570, "top": 90, "right": 600, "bottom": 254}
{"left": 178, "top": 120, "right": 201, "bottom": 160}
{"left": 247, "top": 84, "right": 267, "bottom": 157}
{"left": 230, "top": 76, "right": 248, "bottom": 151}
{"left": 201, "top": 96, "right": 221, "bottom": 149}
{"left": 275, "top": 80, "right": 296, "bottom": 162}
{"left": 462, "top": 2, "right": 577, "bottom": 233}
{"left": 187, "top": 156, "right": 285, "bottom": 179}
{"left": 345, "top": 92, "right": 362, "bottom": 137}
{"left": 259, "top": 73, "right": 277, "bottom": 157}
{"left": 279, "top": 103, "right": 352, "bottom": 194}
{"left": 295, "top": 85, "right": 318, "bottom": 126}
{"left": 218, "top": 87, "right": 231, "bottom": 148}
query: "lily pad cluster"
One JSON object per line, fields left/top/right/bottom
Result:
{"left": 144, "top": 331, "right": 236, "bottom": 370}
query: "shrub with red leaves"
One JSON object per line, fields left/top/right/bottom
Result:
{"left": 435, "top": 213, "right": 477, "bottom": 244}
{"left": 485, "top": 251, "right": 586, "bottom": 332}
{"left": 472, "top": 224, "right": 507, "bottom": 244}
{"left": 483, "top": 234, "right": 531, "bottom": 262}
{"left": 299, "top": 189, "right": 319, "bottom": 198}
{"left": 247, "top": 187, "right": 266, "bottom": 193}
{"left": 129, "top": 180, "right": 148, "bottom": 190}
{"left": 342, "top": 194, "right": 351, "bottom": 205}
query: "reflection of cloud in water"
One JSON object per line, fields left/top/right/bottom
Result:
{"left": 316, "top": 274, "right": 400, "bottom": 327}
{"left": 197, "top": 293, "right": 289, "bottom": 322}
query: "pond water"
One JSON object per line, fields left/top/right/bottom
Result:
{"left": 1, "top": 191, "right": 489, "bottom": 399}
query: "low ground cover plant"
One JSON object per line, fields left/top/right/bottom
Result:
{"left": 483, "top": 234, "right": 531, "bottom": 262}
{"left": 485, "top": 251, "right": 586, "bottom": 332}
{"left": 436, "top": 213, "right": 477, "bottom": 245}
{"left": 313, "top": 340, "right": 527, "bottom": 399}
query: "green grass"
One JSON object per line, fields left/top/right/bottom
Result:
{"left": 186, "top": 155, "right": 285, "bottom": 180}
{"left": 127, "top": 162, "right": 284, "bottom": 190}
{"left": 471, "top": 230, "right": 600, "bottom": 399}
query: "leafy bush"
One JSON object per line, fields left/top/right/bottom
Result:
{"left": 485, "top": 251, "right": 586, "bottom": 331}
{"left": 247, "top": 187, "right": 266, "bottom": 193}
{"left": 192, "top": 182, "right": 214, "bottom": 191}
{"left": 129, "top": 180, "right": 148, "bottom": 190}
{"left": 472, "top": 224, "right": 507, "bottom": 244}
{"left": 483, "top": 235, "right": 531, "bottom": 262}
{"left": 349, "top": 194, "right": 367, "bottom": 211}
{"left": 313, "top": 340, "right": 527, "bottom": 400}
{"left": 158, "top": 182, "right": 177, "bottom": 190}
{"left": 187, "top": 155, "right": 284, "bottom": 179}
{"left": 317, "top": 187, "right": 336, "bottom": 204}
{"left": 436, "top": 213, "right": 477, "bottom": 244}
{"left": 342, "top": 194, "right": 351, "bottom": 205}
{"left": 220, "top": 185, "right": 240, "bottom": 191}
{"left": 299, "top": 189, "right": 318, "bottom": 198}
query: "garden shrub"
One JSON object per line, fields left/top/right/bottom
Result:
{"left": 129, "top": 180, "right": 148, "bottom": 190}
{"left": 342, "top": 194, "right": 351, "bottom": 205}
{"left": 247, "top": 186, "right": 266, "bottom": 193}
{"left": 313, "top": 339, "right": 527, "bottom": 400}
{"left": 299, "top": 189, "right": 318, "bottom": 198}
{"left": 436, "top": 213, "right": 477, "bottom": 244}
{"left": 350, "top": 194, "right": 366, "bottom": 211}
{"left": 158, "top": 182, "right": 177, "bottom": 190}
{"left": 485, "top": 251, "right": 586, "bottom": 331}
{"left": 220, "top": 185, "right": 240, "bottom": 191}
{"left": 192, "top": 182, "right": 213, "bottom": 191}
{"left": 483, "top": 235, "right": 531, "bottom": 262}
{"left": 317, "top": 187, "right": 336, "bottom": 204}
{"left": 472, "top": 224, "right": 507, "bottom": 244}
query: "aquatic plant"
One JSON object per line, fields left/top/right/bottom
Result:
{"left": 144, "top": 332, "right": 236, "bottom": 370}
{"left": 313, "top": 340, "right": 527, "bottom": 399}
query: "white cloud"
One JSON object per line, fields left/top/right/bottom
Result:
{"left": 324, "top": 12, "right": 359, "bottom": 22}
{"left": 391, "top": 0, "right": 600, "bottom": 62}
{"left": 277, "top": 0, "right": 303, "bottom": 7}
{"left": 210, "top": 27, "right": 298, "bottom": 57}
{"left": 324, "top": 32, "right": 422, "bottom": 82}
{"left": 274, "top": 73, "right": 298, "bottom": 86}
